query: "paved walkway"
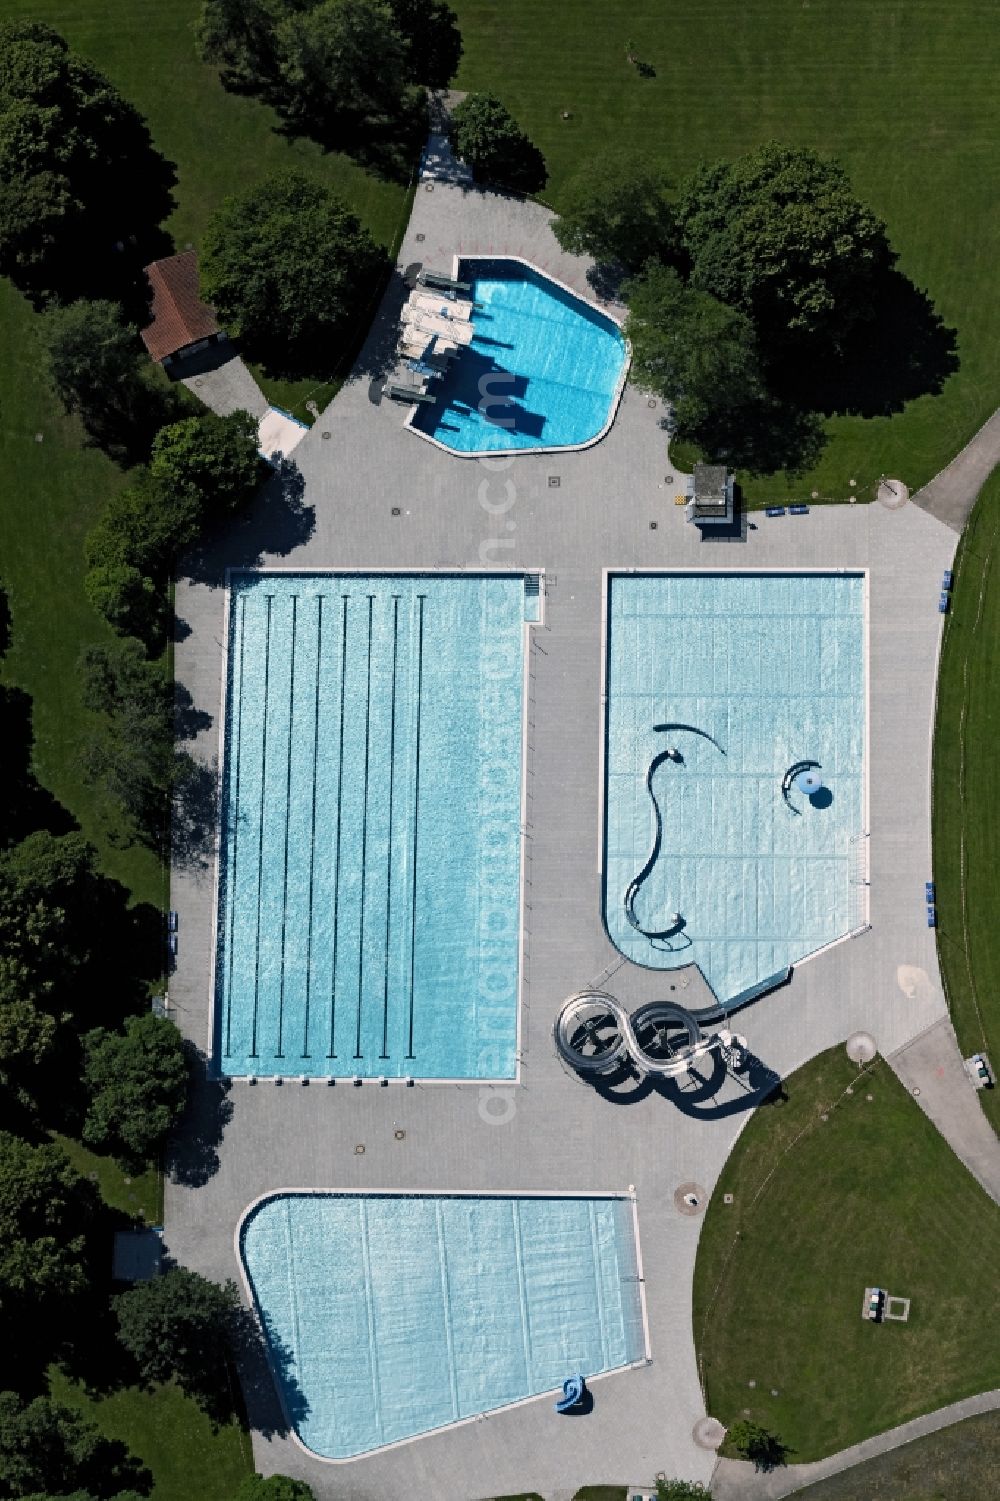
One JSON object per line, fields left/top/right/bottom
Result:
{"left": 910, "top": 407, "right": 1000, "bottom": 531}
{"left": 888, "top": 1016, "right": 1000, "bottom": 1203}
{"left": 176, "top": 341, "right": 268, "bottom": 419}
{"left": 711, "top": 1388, "right": 1000, "bottom": 1499}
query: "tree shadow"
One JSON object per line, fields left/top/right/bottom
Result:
{"left": 352, "top": 266, "right": 414, "bottom": 384}
{"left": 171, "top": 753, "right": 219, "bottom": 876}
{"left": 694, "top": 396, "right": 828, "bottom": 478}
{"left": 183, "top": 457, "right": 315, "bottom": 586}
{"left": 770, "top": 267, "right": 959, "bottom": 419}
{"left": 163, "top": 1047, "right": 233, "bottom": 1188}
{"left": 0, "top": 685, "right": 78, "bottom": 848}
{"left": 175, "top": 683, "right": 212, "bottom": 743}
{"left": 0, "top": 585, "right": 11, "bottom": 657}
{"left": 232, "top": 1306, "right": 309, "bottom": 1440}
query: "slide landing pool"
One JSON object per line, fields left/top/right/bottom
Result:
{"left": 239, "top": 1192, "right": 647, "bottom": 1459}
{"left": 603, "top": 571, "right": 867, "bottom": 1007}
{"left": 213, "top": 572, "right": 534, "bottom": 1079}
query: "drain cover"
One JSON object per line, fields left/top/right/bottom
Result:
{"left": 354, "top": 1144, "right": 365, "bottom": 1155}
{"left": 548, "top": 475, "right": 561, "bottom": 488}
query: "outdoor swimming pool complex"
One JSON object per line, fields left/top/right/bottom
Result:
{"left": 412, "top": 259, "right": 627, "bottom": 455}
{"left": 239, "top": 1192, "right": 646, "bottom": 1459}
{"left": 604, "top": 572, "right": 866, "bottom": 1006}
{"left": 214, "top": 572, "right": 532, "bottom": 1079}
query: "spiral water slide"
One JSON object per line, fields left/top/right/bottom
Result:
{"left": 553, "top": 989, "right": 746, "bottom": 1080}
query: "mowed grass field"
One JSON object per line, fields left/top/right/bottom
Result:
{"left": 795, "top": 1409, "right": 1000, "bottom": 1500}
{"left": 693, "top": 1048, "right": 1000, "bottom": 1462}
{"left": 932, "top": 466, "right": 1000, "bottom": 1136}
{"left": 453, "top": 0, "right": 1000, "bottom": 500}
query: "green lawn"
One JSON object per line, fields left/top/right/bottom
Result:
{"left": 453, "top": 0, "right": 1000, "bottom": 501}
{"left": 796, "top": 1410, "right": 1000, "bottom": 1500}
{"left": 49, "top": 1368, "right": 252, "bottom": 1501}
{"left": 52, "top": 1131, "right": 162, "bottom": 1225}
{"left": 693, "top": 1047, "right": 1000, "bottom": 1462}
{"left": 932, "top": 466, "right": 1000, "bottom": 1136}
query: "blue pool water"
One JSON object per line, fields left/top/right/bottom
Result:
{"left": 215, "top": 573, "right": 528, "bottom": 1078}
{"left": 604, "top": 573, "right": 866, "bottom": 1006}
{"left": 240, "top": 1192, "right": 646, "bottom": 1458}
{"left": 412, "top": 259, "right": 627, "bottom": 454}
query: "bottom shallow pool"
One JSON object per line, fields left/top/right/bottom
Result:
{"left": 240, "top": 1192, "right": 647, "bottom": 1459}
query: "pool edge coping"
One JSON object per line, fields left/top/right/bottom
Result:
{"left": 233, "top": 1185, "right": 653, "bottom": 1467}
{"left": 401, "top": 254, "right": 632, "bottom": 460}
{"left": 595, "top": 566, "right": 872, "bottom": 1000}
{"left": 206, "top": 567, "right": 543, "bottom": 1086}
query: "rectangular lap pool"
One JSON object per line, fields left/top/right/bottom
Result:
{"left": 239, "top": 1192, "right": 648, "bottom": 1459}
{"left": 603, "top": 572, "right": 867, "bottom": 1007}
{"left": 214, "top": 572, "right": 531, "bottom": 1078}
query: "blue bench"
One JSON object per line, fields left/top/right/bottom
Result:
{"left": 943, "top": 569, "right": 953, "bottom": 590}
{"left": 789, "top": 503, "right": 810, "bottom": 515}
{"left": 939, "top": 593, "right": 949, "bottom": 613}
{"left": 927, "top": 905, "right": 937, "bottom": 928}
{"left": 925, "top": 882, "right": 935, "bottom": 902}
{"left": 765, "top": 506, "right": 786, "bottom": 518}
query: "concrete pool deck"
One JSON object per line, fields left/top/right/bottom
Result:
{"left": 166, "top": 171, "right": 960, "bottom": 1500}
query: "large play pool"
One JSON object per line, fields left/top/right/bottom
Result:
{"left": 410, "top": 258, "right": 627, "bottom": 455}
{"left": 239, "top": 1191, "right": 647, "bottom": 1459}
{"left": 603, "top": 571, "right": 867, "bottom": 1007}
{"left": 214, "top": 572, "right": 532, "bottom": 1079}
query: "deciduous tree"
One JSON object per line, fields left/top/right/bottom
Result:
{"left": 82, "top": 1014, "right": 188, "bottom": 1168}
{"left": 553, "top": 156, "right": 678, "bottom": 273}
{"left": 0, "top": 1136, "right": 93, "bottom": 1318}
{"left": 201, "top": 173, "right": 386, "bottom": 378}
{"left": 678, "top": 142, "right": 894, "bottom": 350}
{"left": 448, "top": 93, "right": 546, "bottom": 193}
{"left": 114, "top": 1269, "right": 241, "bottom": 1411}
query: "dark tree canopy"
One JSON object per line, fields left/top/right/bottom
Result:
{"left": 0, "top": 1135, "right": 93, "bottom": 1318}
{"left": 678, "top": 142, "right": 894, "bottom": 349}
{"left": 275, "top": 0, "right": 413, "bottom": 141}
{"left": 553, "top": 155, "right": 678, "bottom": 274}
{"left": 0, "top": 1390, "right": 148, "bottom": 1499}
{"left": 201, "top": 172, "right": 387, "bottom": 378}
{"left": 79, "top": 639, "right": 178, "bottom": 843}
{"left": 236, "top": 1477, "right": 317, "bottom": 1501}
{"left": 194, "top": 0, "right": 287, "bottom": 98}
{"left": 114, "top": 1269, "right": 241, "bottom": 1412}
{"left": 82, "top": 1014, "right": 188, "bottom": 1168}
{"left": 386, "top": 0, "right": 461, "bottom": 87}
{"left": 39, "top": 299, "right": 183, "bottom": 462}
{"left": 0, "top": 22, "right": 174, "bottom": 301}
{"left": 624, "top": 262, "right": 762, "bottom": 437}
{"left": 448, "top": 93, "right": 546, "bottom": 193}
{"left": 149, "top": 410, "right": 263, "bottom": 519}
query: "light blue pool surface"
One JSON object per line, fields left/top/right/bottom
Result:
{"left": 240, "top": 1193, "right": 646, "bottom": 1458}
{"left": 604, "top": 573, "right": 866, "bottom": 1006}
{"left": 412, "top": 259, "right": 627, "bottom": 454}
{"left": 215, "top": 573, "right": 529, "bottom": 1078}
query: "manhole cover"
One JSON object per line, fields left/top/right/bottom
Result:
{"left": 723, "top": 1193, "right": 734, "bottom": 1205}
{"left": 424, "top": 183, "right": 435, "bottom": 193}
{"left": 391, "top": 506, "right": 401, "bottom": 516}
{"left": 354, "top": 1144, "right": 365, "bottom": 1155}
{"left": 548, "top": 475, "right": 561, "bottom": 488}
{"left": 649, "top": 520, "right": 658, "bottom": 530}
{"left": 674, "top": 1181, "right": 707, "bottom": 1216}
{"left": 647, "top": 398, "right": 657, "bottom": 408}
{"left": 394, "top": 1129, "right": 406, "bottom": 1140}
{"left": 415, "top": 232, "right": 425, "bottom": 242}
{"left": 321, "top": 431, "right": 331, "bottom": 440}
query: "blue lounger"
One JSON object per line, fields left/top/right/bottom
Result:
{"left": 765, "top": 506, "right": 786, "bottom": 518}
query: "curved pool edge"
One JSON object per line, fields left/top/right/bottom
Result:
{"left": 234, "top": 1186, "right": 652, "bottom": 1466}
{"left": 403, "top": 254, "right": 632, "bottom": 460}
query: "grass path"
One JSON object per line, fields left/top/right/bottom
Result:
{"left": 453, "top": 0, "right": 1000, "bottom": 501}
{"left": 932, "top": 466, "right": 1000, "bottom": 1135}
{"left": 694, "top": 1047, "right": 1000, "bottom": 1462}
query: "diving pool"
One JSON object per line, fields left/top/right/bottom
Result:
{"left": 410, "top": 258, "right": 627, "bottom": 456}
{"left": 603, "top": 572, "right": 867, "bottom": 1007}
{"left": 214, "top": 572, "right": 531, "bottom": 1079}
{"left": 239, "top": 1191, "right": 647, "bottom": 1459}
